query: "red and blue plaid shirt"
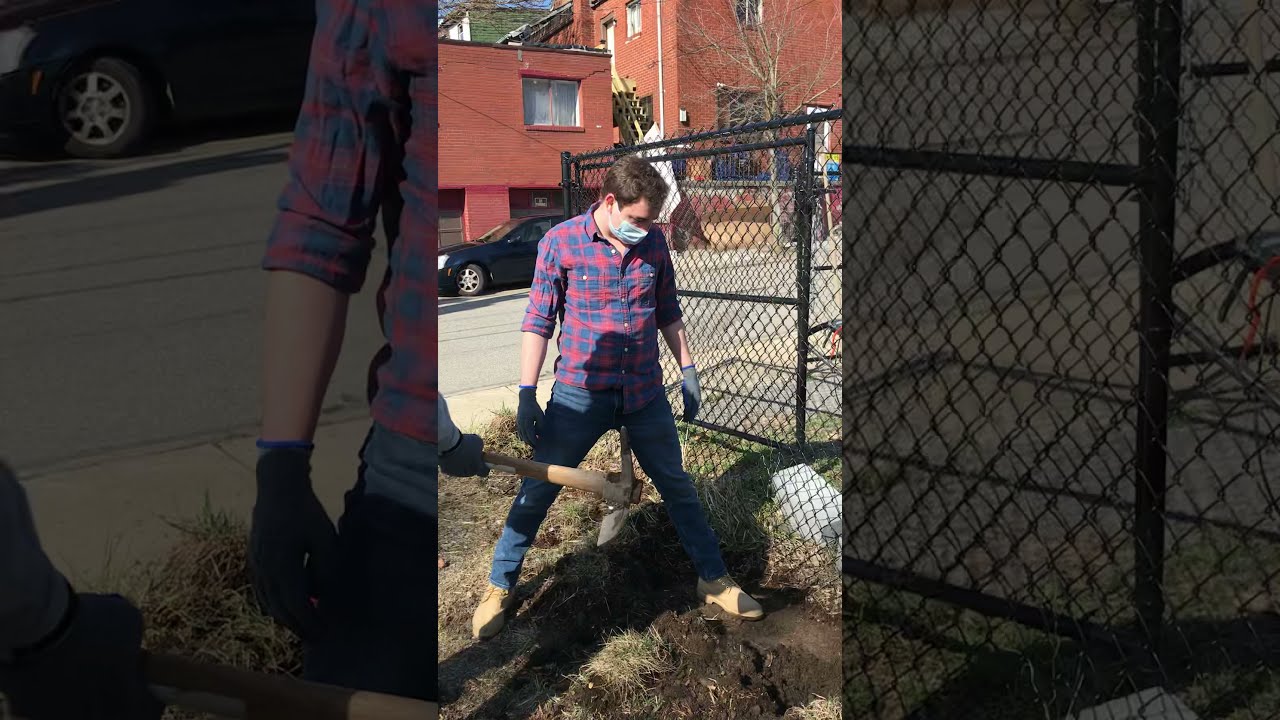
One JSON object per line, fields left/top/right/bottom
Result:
{"left": 522, "top": 202, "right": 684, "bottom": 414}
{"left": 263, "top": 0, "right": 437, "bottom": 444}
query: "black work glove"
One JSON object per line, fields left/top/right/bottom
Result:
{"left": 248, "top": 447, "right": 338, "bottom": 641}
{"left": 440, "top": 433, "right": 490, "bottom": 477}
{"left": 0, "top": 592, "right": 164, "bottom": 720}
{"left": 681, "top": 365, "right": 701, "bottom": 422}
{"left": 516, "top": 387, "right": 544, "bottom": 448}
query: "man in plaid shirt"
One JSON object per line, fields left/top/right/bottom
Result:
{"left": 472, "top": 155, "right": 765, "bottom": 640}
{"left": 246, "top": 0, "right": 483, "bottom": 704}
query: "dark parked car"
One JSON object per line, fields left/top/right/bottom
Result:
{"left": 0, "top": 0, "right": 314, "bottom": 158}
{"left": 439, "top": 214, "right": 562, "bottom": 297}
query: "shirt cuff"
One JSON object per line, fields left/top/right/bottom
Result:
{"left": 263, "top": 213, "right": 372, "bottom": 295}
{"left": 521, "top": 314, "right": 556, "bottom": 339}
{"left": 657, "top": 307, "right": 684, "bottom": 329}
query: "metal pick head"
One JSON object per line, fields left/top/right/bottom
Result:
{"left": 598, "top": 506, "right": 629, "bottom": 546}
{"left": 598, "top": 427, "right": 636, "bottom": 546}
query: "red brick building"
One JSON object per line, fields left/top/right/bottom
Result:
{"left": 438, "top": 40, "right": 612, "bottom": 243}
{"left": 534, "top": 0, "right": 840, "bottom": 152}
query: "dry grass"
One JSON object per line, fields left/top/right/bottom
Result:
{"left": 578, "top": 628, "right": 676, "bottom": 702}
{"left": 783, "top": 696, "right": 842, "bottom": 720}
{"left": 92, "top": 503, "right": 299, "bottom": 719}
{"left": 138, "top": 506, "right": 299, "bottom": 675}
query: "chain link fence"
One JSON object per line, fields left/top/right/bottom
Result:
{"left": 843, "top": 0, "right": 1280, "bottom": 717}
{"left": 563, "top": 110, "right": 843, "bottom": 590}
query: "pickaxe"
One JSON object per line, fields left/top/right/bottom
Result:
{"left": 483, "top": 427, "right": 641, "bottom": 545}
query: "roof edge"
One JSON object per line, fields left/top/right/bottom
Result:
{"left": 439, "top": 38, "right": 611, "bottom": 56}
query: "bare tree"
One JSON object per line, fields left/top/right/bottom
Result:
{"left": 680, "top": 0, "right": 840, "bottom": 287}
{"left": 680, "top": 0, "right": 840, "bottom": 128}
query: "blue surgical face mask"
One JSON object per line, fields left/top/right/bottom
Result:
{"left": 609, "top": 202, "right": 649, "bottom": 245}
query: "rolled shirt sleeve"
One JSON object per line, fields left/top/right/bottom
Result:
{"left": 0, "top": 464, "right": 71, "bottom": 658}
{"left": 262, "top": 0, "right": 388, "bottom": 294}
{"left": 521, "top": 231, "right": 565, "bottom": 339}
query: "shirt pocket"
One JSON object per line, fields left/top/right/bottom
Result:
{"left": 567, "top": 264, "right": 607, "bottom": 312}
{"left": 631, "top": 261, "right": 658, "bottom": 308}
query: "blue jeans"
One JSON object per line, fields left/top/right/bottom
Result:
{"left": 302, "top": 422, "right": 438, "bottom": 702}
{"left": 489, "top": 382, "right": 728, "bottom": 589}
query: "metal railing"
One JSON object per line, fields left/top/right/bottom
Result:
{"left": 563, "top": 110, "right": 843, "bottom": 588}
{"left": 843, "top": 0, "right": 1280, "bottom": 717}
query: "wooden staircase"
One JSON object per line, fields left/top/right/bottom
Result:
{"left": 612, "top": 71, "right": 649, "bottom": 146}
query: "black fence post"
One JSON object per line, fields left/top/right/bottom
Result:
{"left": 561, "top": 150, "right": 574, "bottom": 220}
{"left": 1132, "top": 0, "right": 1183, "bottom": 657}
{"left": 795, "top": 125, "right": 817, "bottom": 447}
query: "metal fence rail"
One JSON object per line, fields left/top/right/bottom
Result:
{"left": 843, "top": 0, "right": 1280, "bottom": 717}
{"left": 564, "top": 110, "right": 843, "bottom": 588}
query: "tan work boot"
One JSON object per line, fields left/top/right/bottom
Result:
{"left": 472, "top": 583, "right": 513, "bottom": 640}
{"left": 697, "top": 575, "right": 764, "bottom": 619}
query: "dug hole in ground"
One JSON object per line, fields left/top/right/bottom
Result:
{"left": 437, "top": 410, "right": 842, "bottom": 719}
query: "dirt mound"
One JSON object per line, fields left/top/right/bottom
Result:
{"left": 439, "top": 478, "right": 839, "bottom": 719}
{"left": 437, "top": 411, "right": 840, "bottom": 719}
{"left": 560, "top": 608, "right": 841, "bottom": 719}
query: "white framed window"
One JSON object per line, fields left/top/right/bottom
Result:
{"left": 627, "top": 1, "right": 641, "bottom": 36}
{"left": 523, "top": 77, "right": 581, "bottom": 127}
{"left": 736, "top": 0, "right": 762, "bottom": 27}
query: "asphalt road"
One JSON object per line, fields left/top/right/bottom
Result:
{"left": 0, "top": 124, "right": 392, "bottom": 473}
{"left": 438, "top": 287, "right": 554, "bottom": 396}
{"left": 0, "top": 120, "right": 558, "bottom": 472}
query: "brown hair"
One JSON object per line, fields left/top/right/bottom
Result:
{"left": 602, "top": 154, "right": 669, "bottom": 212}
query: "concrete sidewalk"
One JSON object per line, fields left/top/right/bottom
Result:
{"left": 21, "top": 382, "right": 532, "bottom": 589}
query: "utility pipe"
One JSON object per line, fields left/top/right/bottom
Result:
{"left": 656, "top": 0, "right": 666, "bottom": 136}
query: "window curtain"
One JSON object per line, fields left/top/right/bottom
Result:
{"left": 523, "top": 79, "right": 552, "bottom": 125}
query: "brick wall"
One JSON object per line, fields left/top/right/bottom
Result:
{"left": 439, "top": 40, "right": 612, "bottom": 238}
{"left": 549, "top": 0, "right": 602, "bottom": 49}
{"left": 598, "top": 0, "right": 682, "bottom": 135}
{"left": 544, "top": 0, "right": 839, "bottom": 142}
{"left": 462, "top": 186, "right": 510, "bottom": 242}
{"left": 546, "top": 0, "right": 683, "bottom": 136}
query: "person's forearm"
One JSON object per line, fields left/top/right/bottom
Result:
{"left": 519, "top": 332, "right": 551, "bottom": 387}
{"left": 660, "top": 320, "right": 694, "bottom": 367}
{"left": 260, "top": 270, "right": 350, "bottom": 442}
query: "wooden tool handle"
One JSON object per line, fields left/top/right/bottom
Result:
{"left": 145, "top": 652, "right": 436, "bottom": 720}
{"left": 483, "top": 451, "right": 605, "bottom": 494}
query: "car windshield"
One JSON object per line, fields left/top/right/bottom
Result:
{"left": 473, "top": 219, "right": 526, "bottom": 244}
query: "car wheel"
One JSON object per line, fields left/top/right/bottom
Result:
{"left": 57, "top": 57, "right": 155, "bottom": 159}
{"left": 457, "top": 264, "right": 488, "bottom": 297}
